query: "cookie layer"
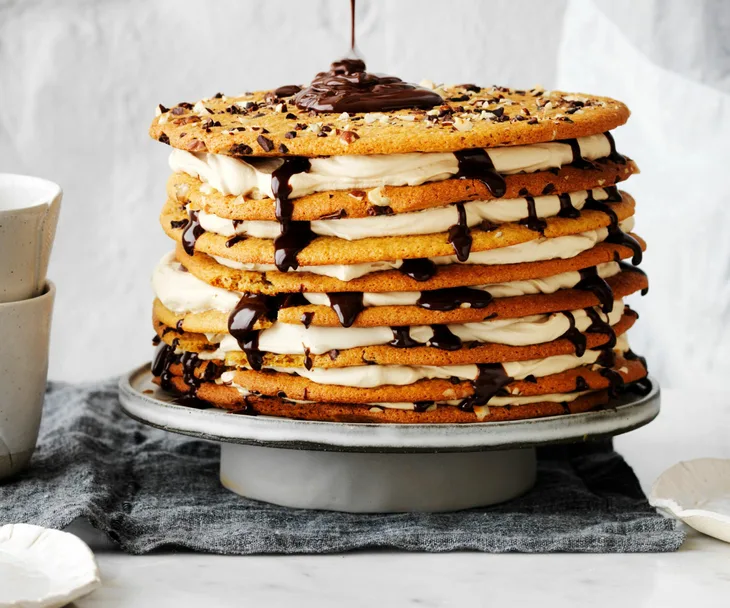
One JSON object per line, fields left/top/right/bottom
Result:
{"left": 168, "top": 160, "right": 637, "bottom": 221}
{"left": 207, "top": 356, "right": 646, "bottom": 404}
{"left": 153, "top": 269, "right": 646, "bottom": 332}
{"left": 153, "top": 308, "right": 637, "bottom": 369}
{"left": 160, "top": 195, "right": 636, "bottom": 266}
{"left": 175, "top": 239, "right": 645, "bottom": 294}
{"left": 150, "top": 85, "right": 630, "bottom": 157}
{"left": 159, "top": 376, "right": 612, "bottom": 423}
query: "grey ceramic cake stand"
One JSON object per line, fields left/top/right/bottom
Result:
{"left": 119, "top": 364, "right": 659, "bottom": 513}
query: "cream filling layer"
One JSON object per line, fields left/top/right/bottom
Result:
{"left": 152, "top": 251, "right": 621, "bottom": 314}
{"left": 211, "top": 217, "right": 634, "bottom": 281}
{"left": 169, "top": 133, "right": 613, "bottom": 199}
{"left": 193, "top": 188, "right": 610, "bottom": 241}
{"left": 200, "top": 300, "right": 624, "bottom": 357}
{"left": 216, "top": 336, "right": 628, "bottom": 389}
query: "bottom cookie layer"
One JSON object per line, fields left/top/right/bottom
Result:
{"left": 155, "top": 374, "right": 652, "bottom": 423}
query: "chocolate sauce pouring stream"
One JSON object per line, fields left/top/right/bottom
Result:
{"left": 350, "top": 0, "right": 356, "bottom": 50}
{"left": 294, "top": 58, "right": 443, "bottom": 113}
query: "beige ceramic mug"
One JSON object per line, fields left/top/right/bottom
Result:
{"left": 0, "top": 174, "right": 61, "bottom": 303}
{"left": 0, "top": 282, "right": 55, "bottom": 479}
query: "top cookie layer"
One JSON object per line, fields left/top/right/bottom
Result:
{"left": 150, "top": 85, "right": 630, "bottom": 157}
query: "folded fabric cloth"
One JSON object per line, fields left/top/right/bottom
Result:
{"left": 0, "top": 380, "right": 684, "bottom": 554}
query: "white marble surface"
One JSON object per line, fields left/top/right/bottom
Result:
{"left": 61, "top": 387, "right": 730, "bottom": 607}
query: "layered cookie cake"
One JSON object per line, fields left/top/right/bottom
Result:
{"left": 148, "top": 59, "right": 650, "bottom": 423}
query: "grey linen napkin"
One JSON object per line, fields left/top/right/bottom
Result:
{"left": 0, "top": 380, "right": 685, "bottom": 554}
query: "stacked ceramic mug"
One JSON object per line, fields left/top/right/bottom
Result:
{"left": 0, "top": 175, "right": 60, "bottom": 478}
{"left": 149, "top": 65, "right": 650, "bottom": 423}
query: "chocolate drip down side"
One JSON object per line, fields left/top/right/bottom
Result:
{"left": 417, "top": 287, "right": 493, "bottom": 311}
{"left": 428, "top": 325, "right": 462, "bottom": 351}
{"left": 327, "top": 292, "right": 365, "bottom": 328}
{"left": 399, "top": 258, "right": 438, "bottom": 282}
{"left": 520, "top": 196, "right": 547, "bottom": 233}
{"left": 584, "top": 307, "right": 617, "bottom": 349}
{"left": 558, "top": 193, "right": 581, "bottom": 219}
{"left": 560, "top": 311, "right": 587, "bottom": 357}
{"left": 575, "top": 267, "right": 614, "bottom": 313}
{"left": 181, "top": 210, "right": 205, "bottom": 256}
{"left": 447, "top": 202, "right": 472, "bottom": 262}
{"left": 583, "top": 190, "right": 643, "bottom": 265}
{"left": 454, "top": 149, "right": 507, "bottom": 197}
{"left": 271, "top": 157, "right": 314, "bottom": 272}
{"left": 459, "top": 364, "right": 513, "bottom": 412}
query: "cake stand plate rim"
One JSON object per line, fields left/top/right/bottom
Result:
{"left": 118, "top": 363, "right": 660, "bottom": 453}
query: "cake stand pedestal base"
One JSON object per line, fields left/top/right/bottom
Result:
{"left": 219, "top": 444, "right": 537, "bottom": 512}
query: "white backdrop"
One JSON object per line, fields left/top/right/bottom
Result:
{"left": 0, "top": 0, "right": 726, "bottom": 386}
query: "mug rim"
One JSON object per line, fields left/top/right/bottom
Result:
{"left": 0, "top": 280, "right": 55, "bottom": 309}
{"left": 0, "top": 173, "right": 62, "bottom": 215}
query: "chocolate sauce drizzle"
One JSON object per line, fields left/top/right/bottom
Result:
{"left": 625, "top": 349, "right": 648, "bottom": 370}
{"left": 600, "top": 367, "right": 625, "bottom": 397}
{"left": 575, "top": 267, "right": 614, "bottom": 313}
{"left": 225, "top": 234, "right": 247, "bottom": 248}
{"left": 458, "top": 364, "right": 512, "bottom": 412}
{"left": 428, "top": 325, "right": 462, "bottom": 351}
{"left": 152, "top": 343, "right": 176, "bottom": 390}
{"left": 604, "top": 131, "right": 627, "bottom": 165}
{"left": 564, "top": 139, "right": 597, "bottom": 170}
{"left": 293, "top": 58, "right": 443, "bottom": 113}
{"left": 560, "top": 311, "right": 587, "bottom": 357}
{"left": 618, "top": 261, "right": 649, "bottom": 295}
{"left": 151, "top": 342, "right": 219, "bottom": 403}
{"left": 447, "top": 202, "right": 472, "bottom": 261}
{"left": 557, "top": 193, "right": 581, "bottom": 219}
{"left": 271, "top": 157, "right": 314, "bottom": 272}
{"left": 398, "top": 258, "right": 437, "bottom": 282}
{"left": 389, "top": 326, "right": 421, "bottom": 348}
{"left": 583, "top": 190, "right": 643, "bottom": 265}
{"left": 181, "top": 210, "right": 205, "bottom": 256}
{"left": 575, "top": 375, "right": 590, "bottom": 392}
{"left": 454, "top": 149, "right": 507, "bottom": 197}
{"left": 227, "top": 293, "right": 307, "bottom": 370}
{"left": 584, "top": 307, "right": 617, "bottom": 349}
{"left": 327, "top": 292, "right": 364, "bottom": 328}
{"left": 227, "top": 294, "right": 273, "bottom": 371}
{"left": 520, "top": 196, "right": 547, "bottom": 232}
{"left": 417, "top": 287, "right": 493, "bottom": 311}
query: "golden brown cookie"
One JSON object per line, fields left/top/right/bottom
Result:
{"left": 160, "top": 195, "right": 636, "bottom": 266}
{"left": 185, "top": 356, "right": 646, "bottom": 405}
{"left": 150, "top": 85, "right": 630, "bottom": 156}
{"left": 153, "top": 269, "right": 646, "bottom": 333}
{"left": 158, "top": 375, "right": 615, "bottom": 423}
{"left": 168, "top": 160, "right": 638, "bottom": 221}
{"left": 152, "top": 308, "right": 638, "bottom": 369}
{"left": 175, "top": 238, "right": 645, "bottom": 294}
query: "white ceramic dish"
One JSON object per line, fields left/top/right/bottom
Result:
{"left": 0, "top": 523, "right": 100, "bottom": 607}
{"left": 118, "top": 365, "right": 660, "bottom": 512}
{"left": 650, "top": 458, "right": 730, "bottom": 544}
